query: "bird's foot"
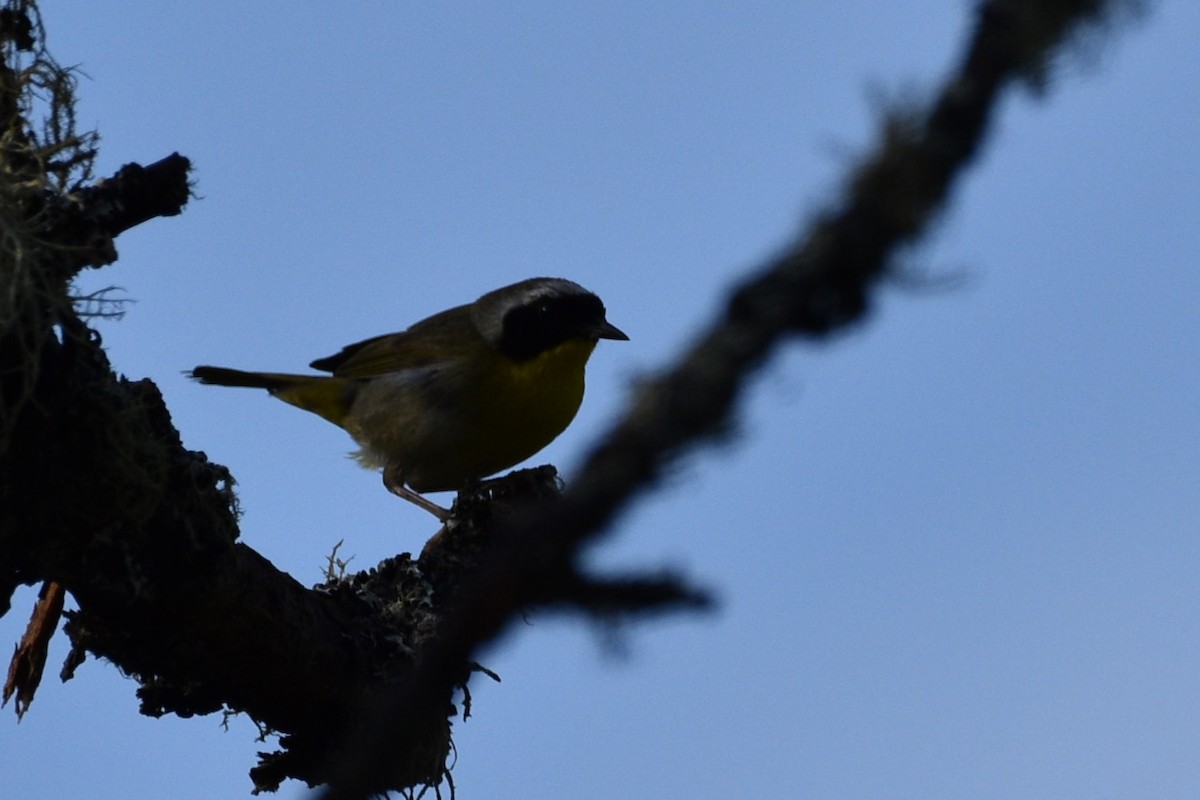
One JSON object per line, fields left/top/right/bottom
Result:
{"left": 382, "top": 466, "right": 450, "bottom": 521}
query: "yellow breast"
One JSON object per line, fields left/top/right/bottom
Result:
{"left": 346, "top": 337, "right": 598, "bottom": 492}
{"left": 460, "top": 337, "right": 596, "bottom": 483}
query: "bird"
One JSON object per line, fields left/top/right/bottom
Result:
{"left": 189, "top": 277, "right": 628, "bottom": 519}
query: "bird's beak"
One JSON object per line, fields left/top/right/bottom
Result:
{"left": 594, "top": 319, "right": 629, "bottom": 341}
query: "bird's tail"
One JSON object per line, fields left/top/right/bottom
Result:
{"left": 189, "top": 365, "right": 298, "bottom": 391}
{"left": 189, "top": 366, "right": 354, "bottom": 427}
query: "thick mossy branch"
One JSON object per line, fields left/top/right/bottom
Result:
{"left": 0, "top": 318, "right": 698, "bottom": 794}
{"left": 0, "top": 1, "right": 1145, "bottom": 798}
{"left": 0, "top": 315, "right": 451, "bottom": 793}
{"left": 0, "top": 7, "right": 705, "bottom": 797}
{"left": 0, "top": 5, "right": 451, "bottom": 793}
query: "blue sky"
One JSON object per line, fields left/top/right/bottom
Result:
{"left": 3, "top": 2, "right": 1199, "bottom": 798}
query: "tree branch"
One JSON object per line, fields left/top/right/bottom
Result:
{"left": 44, "top": 153, "right": 193, "bottom": 274}
{"left": 0, "top": 1, "right": 1144, "bottom": 798}
{"left": 315, "top": 2, "right": 1144, "bottom": 797}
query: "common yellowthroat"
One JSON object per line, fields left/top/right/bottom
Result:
{"left": 190, "top": 277, "right": 627, "bottom": 519}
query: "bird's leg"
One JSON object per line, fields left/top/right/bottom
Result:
{"left": 382, "top": 464, "right": 450, "bottom": 521}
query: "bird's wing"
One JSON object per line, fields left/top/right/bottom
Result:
{"left": 309, "top": 303, "right": 477, "bottom": 378}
